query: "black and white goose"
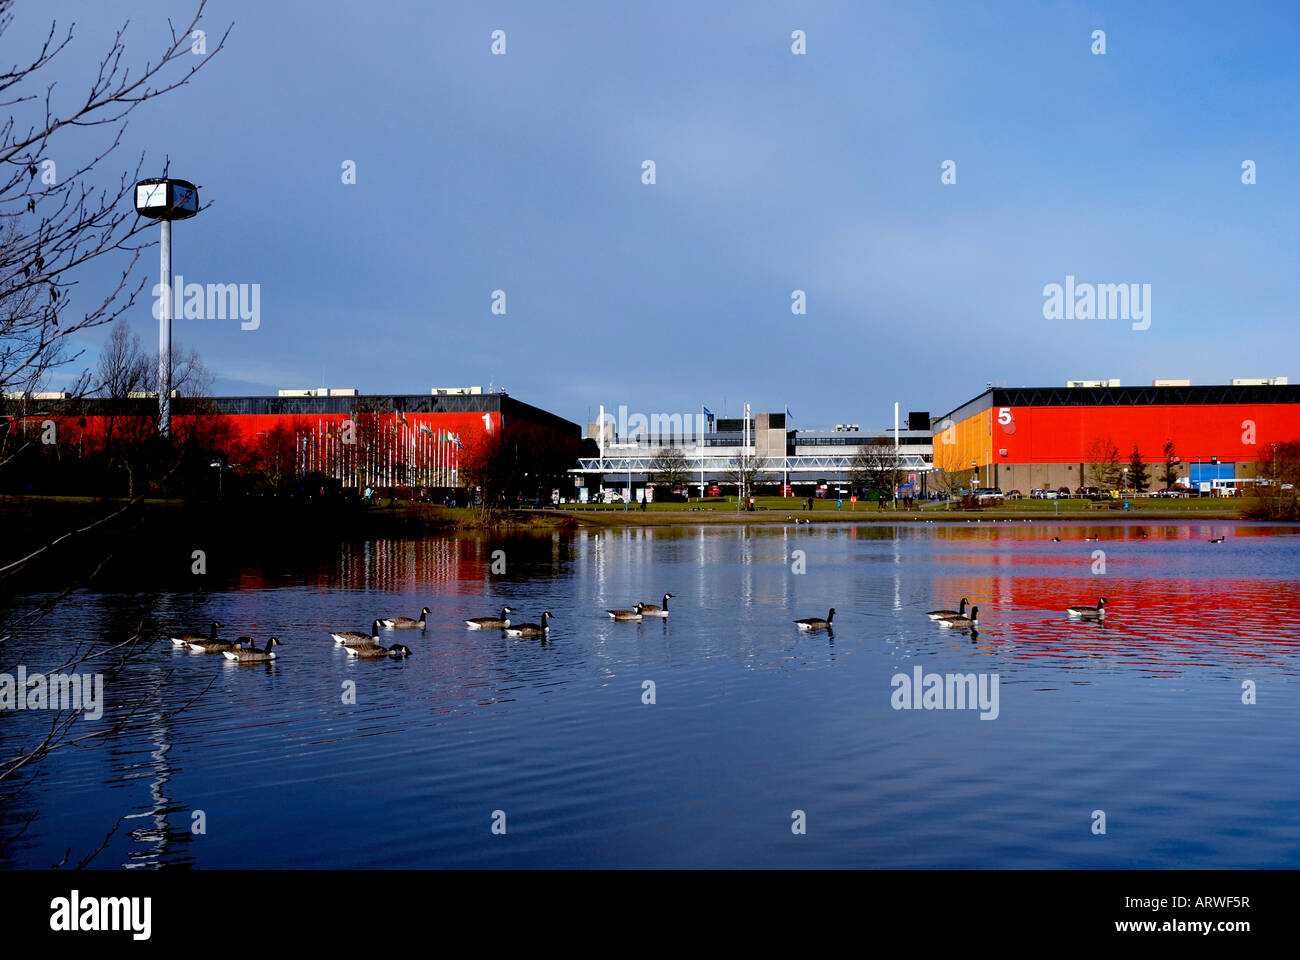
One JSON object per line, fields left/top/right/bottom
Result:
{"left": 345, "top": 642, "right": 413, "bottom": 660}
{"left": 794, "top": 608, "right": 835, "bottom": 631}
{"left": 170, "top": 620, "right": 222, "bottom": 647}
{"left": 331, "top": 620, "right": 382, "bottom": 647}
{"left": 466, "top": 607, "right": 513, "bottom": 629}
{"left": 187, "top": 634, "right": 251, "bottom": 654}
{"left": 607, "top": 603, "right": 644, "bottom": 621}
{"left": 505, "top": 612, "right": 555, "bottom": 638}
{"left": 639, "top": 594, "right": 674, "bottom": 617}
{"left": 938, "top": 606, "right": 979, "bottom": 629}
{"left": 382, "top": 607, "right": 431, "bottom": 629}
{"left": 1209, "top": 536, "right": 1225, "bottom": 544}
{"left": 1066, "top": 598, "right": 1106, "bottom": 620}
{"left": 223, "top": 637, "right": 282, "bottom": 663}
{"left": 926, "top": 598, "right": 968, "bottom": 621}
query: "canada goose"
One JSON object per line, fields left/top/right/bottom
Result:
{"left": 382, "top": 606, "right": 431, "bottom": 629}
{"left": 344, "top": 642, "right": 413, "bottom": 660}
{"left": 1051, "top": 537, "right": 1061, "bottom": 542}
{"left": 607, "top": 603, "right": 644, "bottom": 621}
{"left": 1083, "top": 536, "right": 1099, "bottom": 542}
{"left": 794, "top": 608, "right": 835, "bottom": 631}
{"left": 1209, "top": 536, "right": 1225, "bottom": 544}
{"left": 639, "top": 594, "right": 674, "bottom": 617}
{"left": 505, "top": 612, "right": 555, "bottom": 638}
{"left": 926, "top": 598, "right": 968, "bottom": 621}
{"left": 170, "top": 620, "right": 222, "bottom": 647}
{"left": 186, "top": 634, "right": 251, "bottom": 654}
{"left": 331, "top": 620, "right": 382, "bottom": 647}
{"left": 466, "top": 607, "right": 513, "bottom": 629}
{"left": 1067, "top": 598, "right": 1106, "bottom": 619}
{"left": 939, "top": 606, "right": 979, "bottom": 629}
{"left": 223, "top": 637, "right": 282, "bottom": 662}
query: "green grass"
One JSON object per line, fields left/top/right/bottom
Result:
{"left": 555, "top": 492, "right": 1247, "bottom": 521}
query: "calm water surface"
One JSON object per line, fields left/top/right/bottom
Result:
{"left": 3, "top": 520, "right": 1299, "bottom": 868}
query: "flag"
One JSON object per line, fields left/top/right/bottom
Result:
{"left": 785, "top": 406, "right": 793, "bottom": 421}
{"left": 703, "top": 406, "right": 714, "bottom": 419}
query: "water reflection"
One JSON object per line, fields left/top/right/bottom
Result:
{"left": 2, "top": 521, "right": 1298, "bottom": 869}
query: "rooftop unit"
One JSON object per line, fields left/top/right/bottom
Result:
{"left": 833, "top": 424, "right": 860, "bottom": 432}
{"left": 32, "top": 391, "right": 69, "bottom": 400}
{"left": 432, "top": 386, "right": 483, "bottom": 396}
{"left": 1066, "top": 379, "right": 1122, "bottom": 388}
{"left": 1152, "top": 379, "right": 1190, "bottom": 386}
{"left": 328, "top": 388, "right": 357, "bottom": 397}
{"left": 1231, "top": 377, "right": 1288, "bottom": 386}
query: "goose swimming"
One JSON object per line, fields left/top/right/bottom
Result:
{"left": 382, "top": 607, "right": 431, "bottom": 629}
{"left": 223, "top": 637, "right": 282, "bottom": 663}
{"left": 505, "top": 612, "right": 555, "bottom": 638}
{"left": 1067, "top": 598, "right": 1106, "bottom": 619}
{"left": 794, "top": 608, "right": 835, "bottom": 631}
{"left": 170, "top": 621, "right": 222, "bottom": 647}
{"left": 926, "top": 598, "right": 968, "bottom": 621}
{"left": 344, "top": 642, "right": 413, "bottom": 660}
{"left": 466, "top": 607, "right": 513, "bottom": 629}
{"left": 938, "top": 606, "right": 979, "bottom": 629}
{"left": 639, "top": 594, "right": 674, "bottom": 617}
{"left": 331, "top": 620, "right": 382, "bottom": 647}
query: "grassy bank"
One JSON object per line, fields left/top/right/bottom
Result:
{"left": 550, "top": 494, "right": 1251, "bottom": 525}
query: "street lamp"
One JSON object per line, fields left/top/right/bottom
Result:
{"left": 135, "top": 177, "right": 200, "bottom": 437}
{"left": 1123, "top": 465, "right": 1128, "bottom": 510}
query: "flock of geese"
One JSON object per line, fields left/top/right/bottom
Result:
{"left": 923, "top": 596, "right": 1107, "bottom": 632}
{"left": 166, "top": 589, "right": 1110, "bottom": 662}
{"left": 165, "top": 594, "right": 673, "bottom": 663}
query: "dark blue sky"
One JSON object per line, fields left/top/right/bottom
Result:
{"left": 28, "top": 0, "right": 1300, "bottom": 428}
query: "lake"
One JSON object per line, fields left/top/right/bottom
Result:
{"left": 2, "top": 520, "right": 1298, "bottom": 868}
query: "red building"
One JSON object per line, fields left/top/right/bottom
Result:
{"left": 3, "top": 388, "right": 580, "bottom": 493}
{"left": 934, "top": 382, "right": 1300, "bottom": 492}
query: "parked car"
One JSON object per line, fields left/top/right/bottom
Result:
{"left": 1042, "top": 489, "right": 1060, "bottom": 499}
{"left": 1057, "top": 486, "right": 1071, "bottom": 497}
{"left": 974, "top": 487, "right": 1004, "bottom": 502}
{"left": 1076, "top": 486, "right": 1100, "bottom": 498}
{"left": 1029, "top": 488, "right": 1045, "bottom": 499}
{"left": 1006, "top": 489, "right": 1023, "bottom": 499}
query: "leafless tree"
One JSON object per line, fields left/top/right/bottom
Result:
{"left": 723, "top": 450, "right": 767, "bottom": 497}
{"left": 1086, "top": 436, "right": 1123, "bottom": 490}
{"left": 0, "top": 0, "right": 228, "bottom": 397}
{"left": 850, "top": 442, "right": 903, "bottom": 496}
{"left": 648, "top": 446, "right": 689, "bottom": 490}
{"left": 0, "top": 0, "right": 229, "bottom": 867}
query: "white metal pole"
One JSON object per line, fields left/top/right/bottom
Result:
{"left": 700, "top": 403, "right": 705, "bottom": 499}
{"left": 159, "top": 219, "right": 172, "bottom": 436}
{"left": 894, "top": 401, "right": 900, "bottom": 508}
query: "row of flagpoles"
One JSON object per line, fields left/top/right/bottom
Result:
{"left": 294, "top": 412, "right": 466, "bottom": 489}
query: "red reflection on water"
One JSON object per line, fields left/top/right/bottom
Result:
{"left": 918, "top": 525, "right": 1300, "bottom": 672}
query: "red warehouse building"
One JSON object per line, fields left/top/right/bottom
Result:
{"left": 3, "top": 387, "right": 581, "bottom": 494}
{"left": 933, "top": 381, "right": 1300, "bottom": 493}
